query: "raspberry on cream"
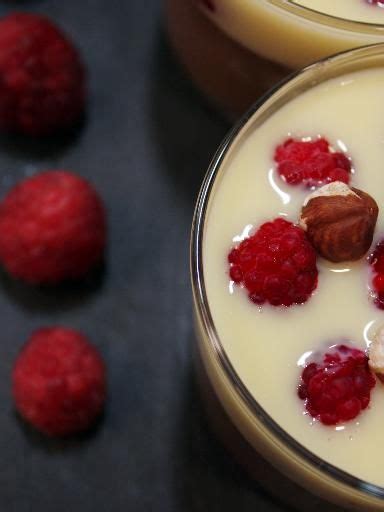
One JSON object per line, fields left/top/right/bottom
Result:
{"left": 228, "top": 217, "right": 318, "bottom": 307}
{"left": 298, "top": 344, "right": 376, "bottom": 425}
{"left": 274, "top": 137, "right": 351, "bottom": 188}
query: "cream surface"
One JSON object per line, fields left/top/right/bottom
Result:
{"left": 203, "top": 68, "right": 384, "bottom": 487}
{"left": 295, "top": 0, "right": 384, "bottom": 24}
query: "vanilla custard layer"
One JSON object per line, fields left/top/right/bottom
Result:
{"left": 203, "top": 68, "right": 384, "bottom": 487}
{"left": 202, "top": 1, "right": 384, "bottom": 68}
{"left": 295, "top": 0, "right": 384, "bottom": 24}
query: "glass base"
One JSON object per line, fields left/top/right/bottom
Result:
{"left": 165, "top": 0, "right": 290, "bottom": 118}
{"left": 194, "top": 347, "right": 347, "bottom": 512}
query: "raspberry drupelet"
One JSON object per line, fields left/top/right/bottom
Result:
{"left": 369, "top": 240, "right": 384, "bottom": 309}
{"left": 274, "top": 137, "right": 351, "bottom": 188}
{"left": 298, "top": 344, "right": 376, "bottom": 426}
{"left": 228, "top": 217, "right": 318, "bottom": 307}
{"left": 12, "top": 327, "right": 106, "bottom": 436}
{"left": 0, "top": 12, "right": 86, "bottom": 136}
{"left": 0, "top": 170, "right": 106, "bottom": 284}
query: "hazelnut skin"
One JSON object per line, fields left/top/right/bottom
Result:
{"left": 300, "top": 182, "right": 378, "bottom": 263}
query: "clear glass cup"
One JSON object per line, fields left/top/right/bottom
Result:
{"left": 190, "top": 43, "right": 384, "bottom": 510}
{"left": 165, "top": 0, "right": 384, "bottom": 117}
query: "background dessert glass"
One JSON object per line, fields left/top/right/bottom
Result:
{"left": 190, "top": 43, "right": 384, "bottom": 511}
{"left": 166, "top": 0, "right": 384, "bottom": 116}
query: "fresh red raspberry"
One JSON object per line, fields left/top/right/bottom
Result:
{"left": 12, "top": 327, "right": 106, "bottom": 436}
{"left": 0, "top": 170, "right": 106, "bottom": 284}
{"left": 0, "top": 12, "right": 86, "bottom": 136}
{"left": 365, "top": 0, "right": 384, "bottom": 6}
{"left": 369, "top": 240, "right": 384, "bottom": 309}
{"left": 298, "top": 344, "right": 376, "bottom": 425}
{"left": 228, "top": 217, "right": 318, "bottom": 307}
{"left": 274, "top": 137, "right": 351, "bottom": 188}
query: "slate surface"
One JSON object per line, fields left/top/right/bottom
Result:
{"left": 0, "top": 1, "right": 345, "bottom": 511}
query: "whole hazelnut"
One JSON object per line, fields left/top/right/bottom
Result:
{"left": 299, "top": 181, "right": 378, "bottom": 263}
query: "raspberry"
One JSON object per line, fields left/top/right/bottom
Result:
{"left": 12, "top": 327, "right": 106, "bottom": 436}
{"left": 228, "top": 218, "right": 318, "bottom": 307}
{"left": 0, "top": 170, "right": 106, "bottom": 284}
{"left": 274, "top": 137, "right": 351, "bottom": 188}
{"left": 298, "top": 344, "right": 376, "bottom": 425}
{"left": 369, "top": 239, "right": 384, "bottom": 309}
{"left": 0, "top": 13, "right": 86, "bottom": 136}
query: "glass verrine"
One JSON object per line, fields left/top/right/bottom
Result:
{"left": 191, "top": 43, "right": 384, "bottom": 510}
{"left": 166, "top": 0, "right": 384, "bottom": 116}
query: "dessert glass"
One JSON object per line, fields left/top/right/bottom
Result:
{"left": 165, "top": 0, "right": 384, "bottom": 116}
{"left": 190, "top": 43, "right": 384, "bottom": 511}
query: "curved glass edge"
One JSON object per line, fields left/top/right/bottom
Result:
{"left": 190, "top": 43, "right": 384, "bottom": 501}
{"left": 269, "top": 0, "right": 384, "bottom": 34}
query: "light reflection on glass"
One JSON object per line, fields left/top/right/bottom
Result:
{"left": 339, "top": 79, "right": 354, "bottom": 87}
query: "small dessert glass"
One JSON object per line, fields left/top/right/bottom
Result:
{"left": 190, "top": 43, "right": 384, "bottom": 511}
{"left": 166, "top": 0, "right": 384, "bottom": 116}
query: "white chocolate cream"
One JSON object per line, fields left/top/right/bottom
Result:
{"left": 201, "top": 0, "right": 384, "bottom": 69}
{"left": 203, "top": 67, "right": 384, "bottom": 487}
{"left": 295, "top": 0, "right": 384, "bottom": 24}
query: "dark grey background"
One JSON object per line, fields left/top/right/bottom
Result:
{"left": 0, "top": 1, "right": 342, "bottom": 511}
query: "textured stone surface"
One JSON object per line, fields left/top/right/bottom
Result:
{"left": 0, "top": 1, "right": 347, "bottom": 511}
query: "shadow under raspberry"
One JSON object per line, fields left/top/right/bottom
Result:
{"left": 0, "top": 114, "right": 87, "bottom": 161}
{"left": 13, "top": 407, "right": 106, "bottom": 452}
{"left": 0, "top": 260, "right": 106, "bottom": 313}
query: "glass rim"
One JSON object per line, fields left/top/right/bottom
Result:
{"left": 267, "top": 0, "right": 384, "bottom": 33}
{"left": 190, "top": 43, "right": 384, "bottom": 501}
